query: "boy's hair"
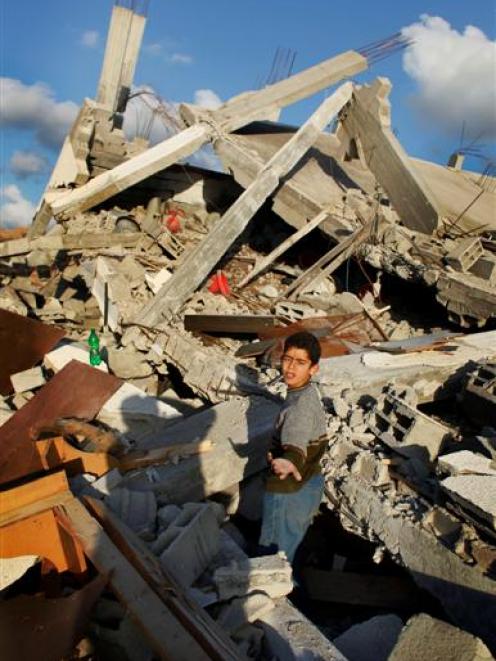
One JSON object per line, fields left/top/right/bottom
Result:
{"left": 283, "top": 331, "right": 321, "bottom": 365}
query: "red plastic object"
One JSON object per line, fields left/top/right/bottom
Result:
{"left": 208, "top": 271, "right": 231, "bottom": 296}
{"left": 164, "top": 209, "right": 184, "bottom": 233}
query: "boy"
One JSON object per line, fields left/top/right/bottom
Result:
{"left": 259, "top": 331, "right": 327, "bottom": 563}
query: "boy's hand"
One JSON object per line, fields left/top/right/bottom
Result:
{"left": 270, "top": 457, "right": 302, "bottom": 481}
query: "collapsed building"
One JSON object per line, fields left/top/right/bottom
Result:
{"left": 1, "top": 2, "right": 495, "bottom": 659}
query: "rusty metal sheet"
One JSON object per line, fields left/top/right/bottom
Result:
{"left": 0, "top": 573, "right": 106, "bottom": 661}
{"left": 0, "top": 309, "right": 65, "bottom": 396}
{"left": 0, "top": 360, "right": 121, "bottom": 487}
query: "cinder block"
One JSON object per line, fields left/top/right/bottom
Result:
{"left": 106, "top": 487, "right": 156, "bottom": 539}
{"left": 214, "top": 553, "right": 293, "bottom": 600}
{"left": 368, "top": 394, "right": 450, "bottom": 462}
{"left": 445, "top": 238, "right": 484, "bottom": 273}
{"left": 155, "top": 503, "right": 221, "bottom": 588}
{"left": 462, "top": 361, "right": 496, "bottom": 428}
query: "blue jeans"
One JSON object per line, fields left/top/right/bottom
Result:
{"left": 259, "top": 474, "right": 324, "bottom": 563}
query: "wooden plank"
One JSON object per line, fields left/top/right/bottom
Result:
{"left": 62, "top": 498, "right": 212, "bottom": 661}
{"left": 304, "top": 567, "right": 421, "bottom": 609}
{"left": 83, "top": 496, "right": 243, "bottom": 661}
{"left": 341, "top": 78, "right": 441, "bottom": 234}
{"left": 0, "top": 471, "right": 69, "bottom": 526}
{"left": 237, "top": 209, "right": 330, "bottom": 288}
{"left": 139, "top": 82, "right": 353, "bottom": 325}
{"left": 184, "top": 314, "right": 277, "bottom": 334}
{"left": 283, "top": 219, "right": 373, "bottom": 299}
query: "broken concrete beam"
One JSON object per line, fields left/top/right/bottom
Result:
{"left": 96, "top": 5, "right": 146, "bottom": 112}
{"left": 216, "top": 592, "right": 274, "bottom": 634}
{"left": 332, "top": 614, "right": 403, "bottom": 661}
{"left": 151, "top": 503, "right": 221, "bottom": 588}
{"left": 121, "top": 396, "right": 279, "bottom": 501}
{"left": 367, "top": 393, "right": 451, "bottom": 462}
{"left": 139, "top": 82, "right": 353, "bottom": 324}
{"left": 436, "top": 271, "right": 496, "bottom": 326}
{"left": 388, "top": 613, "right": 493, "bottom": 661}
{"left": 36, "top": 49, "right": 365, "bottom": 233}
{"left": 446, "top": 238, "right": 485, "bottom": 273}
{"left": 105, "top": 487, "right": 157, "bottom": 539}
{"left": 340, "top": 78, "right": 441, "bottom": 234}
{"left": 10, "top": 366, "right": 45, "bottom": 394}
{"left": 6, "top": 231, "right": 142, "bottom": 257}
{"left": 214, "top": 553, "right": 293, "bottom": 600}
{"left": 324, "top": 468, "right": 496, "bottom": 649}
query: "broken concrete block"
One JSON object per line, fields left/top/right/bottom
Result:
{"left": 119, "top": 255, "right": 145, "bottom": 288}
{"left": 441, "top": 475, "right": 496, "bottom": 530}
{"left": 423, "top": 507, "right": 462, "bottom": 544}
{"left": 12, "top": 392, "right": 32, "bottom": 409}
{"left": 107, "top": 346, "right": 153, "bottom": 379}
{"left": 96, "top": 382, "right": 182, "bottom": 440}
{"left": 351, "top": 452, "right": 378, "bottom": 484}
{"left": 154, "top": 503, "right": 221, "bottom": 588}
{"left": 446, "top": 238, "right": 484, "bottom": 273}
{"left": 82, "top": 468, "right": 123, "bottom": 498}
{"left": 368, "top": 394, "right": 450, "bottom": 462}
{"left": 388, "top": 613, "right": 493, "bottom": 661}
{"left": 145, "top": 268, "right": 172, "bottom": 295}
{"left": 10, "top": 366, "right": 45, "bottom": 393}
{"left": 462, "top": 361, "right": 496, "bottom": 429}
{"left": 156, "top": 504, "right": 181, "bottom": 529}
{"left": 214, "top": 553, "right": 293, "bottom": 601}
{"left": 438, "top": 451, "right": 496, "bottom": 477}
{"left": 106, "top": 487, "right": 157, "bottom": 539}
{"left": 44, "top": 343, "right": 108, "bottom": 373}
{"left": 217, "top": 592, "right": 275, "bottom": 634}
{"left": 333, "top": 614, "right": 403, "bottom": 661}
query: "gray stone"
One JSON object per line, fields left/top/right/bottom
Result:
{"left": 214, "top": 553, "right": 293, "bottom": 600}
{"left": 333, "top": 614, "right": 403, "bottom": 661}
{"left": 388, "top": 613, "right": 493, "bottom": 661}
{"left": 217, "top": 591, "right": 274, "bottom": 633}
{"left": 107, "top": 346, "right": 153, "bottom": 379}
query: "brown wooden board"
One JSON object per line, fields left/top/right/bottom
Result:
{"left": 0, "top": 573, "right": 106, "bottom": 661}
{"left": 0, "top": 360, "right": 121, "bottom": 487}
{"left": 0, "top": 309, "right": 65, "bottom": 395}
{"left": 184, "top": 314, "right": 277, "bottom": 335}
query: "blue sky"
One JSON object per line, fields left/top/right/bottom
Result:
{"left": 1, "top": 0, "right": 495, "bottom": 226}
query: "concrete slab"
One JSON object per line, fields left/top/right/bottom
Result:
{"left": 441, "top": 475, "right": 496, "bottom": 530}
{"left": 333, "top": 614, "right": 403, "bottom": 661}
{"left": 10, "top": 367, "right": 45, "bottom": 393}
{"left": 44, "top": 343, "right": 108, "bottom": 373}
{"left": 388, "top": 613, "right": 493, "bottom": 661}
{"left": 438, "top": 451, "right": 496, "bottom": 477}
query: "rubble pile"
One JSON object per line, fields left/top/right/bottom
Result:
{"left": 1, "top": 2, "right": 496, "bottom": 659}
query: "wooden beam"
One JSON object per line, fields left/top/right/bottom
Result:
{"left": 61, "top": 498, "right": 213, "bottom": 661}
{"left": 139, "top": 82, "right": 353, "bottom": 325}
{"left": 304, "top": 567, "right": 421, "bottom": 609}
{"left": 341, "top": 78, "right": 441, "bottom": 235}
{"left": 83, "top": 496, "right": 244, "bottom": 660}
{"left": 283, "top": 219, "right": 373, "bottom": 299}
{"left": 184, "top": 314, "right": 277, "bottom": 334}
{"left": 237, "top": 209, "right": 330, "bottom": 288}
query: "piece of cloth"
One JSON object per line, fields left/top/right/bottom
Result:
{"left": 266, "top": 381, "right": 327, "bottom": 494}
{"left": 259, "top": 473, "right": 324, "bottom": 562}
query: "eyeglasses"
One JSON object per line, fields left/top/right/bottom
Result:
{"left": 281, "top": 354, "right": 311, "bottom": 368}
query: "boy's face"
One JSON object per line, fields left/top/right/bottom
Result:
{"left": 281, "top": 346, "right": 319, "bottom": 390}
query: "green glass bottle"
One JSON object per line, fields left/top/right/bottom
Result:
{"left": 88, "top": 329, "right": 102, "bottom": 366}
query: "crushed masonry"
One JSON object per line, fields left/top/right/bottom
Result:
{"left": 2, "top": 1, "right": 496, "bottom": 658}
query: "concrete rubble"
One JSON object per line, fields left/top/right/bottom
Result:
{"left": 1, "top": 2, "right": 496, "bottom": 659}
